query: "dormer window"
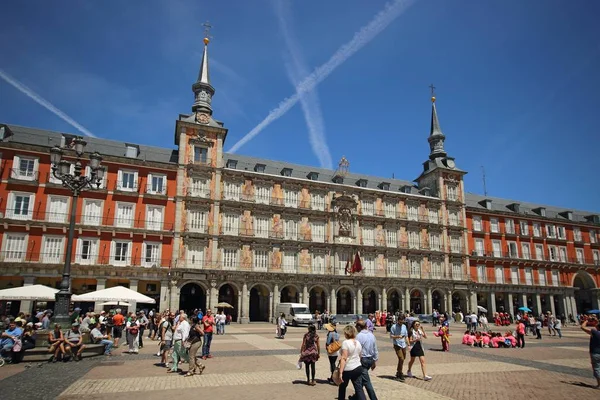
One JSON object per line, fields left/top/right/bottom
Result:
{"left": 254, "top": 164, "right": 266, "bottom": 173}
{"left": 226, "top": 159, "right": 238, "bottom": 169}
{"left": 378, "top": 182, "right": 390, "bottom": 190}
{"left": 479, "top": 199, "right": 492, "bottom": 210}
{"left": 281, "top": 168, "right": 292, "bottom": 177}
{"left": 0, "top": 125, "right": 10, "bottom": 140}
{"left": 401, "top": 185, "right": 412, "bottom": 194}
{"left": 585, "top": 215, "right": 600, "bottom": 224}
{"left": 307, "top": 172, "right": 319, "bottom": 181}
{"left": 508, "top": 203, "right": 520, "bottom": 213}
{"left": 533, "top": 207, "right": 546, "bottom": 217}
{"left": 125, "top": 144, "right": 139, "bottom": 158}
{"left": 332, "top": 175, "right": 343, "bottom": 184}
{"left": 357, "top": 179, "right": 368, "bottom": 188}
{"left": 61, "top": 134, "right": 77, "bottom": 149}
{"left": 559, "top": 211, "right": 573, "bottom": 221}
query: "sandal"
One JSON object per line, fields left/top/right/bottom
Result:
{"left": 184, "top": 372, "right": 194, "bottom": 377}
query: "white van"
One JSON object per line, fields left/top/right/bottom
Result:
{"left": 276, "top": 303, "right": 314, "bottom": 326}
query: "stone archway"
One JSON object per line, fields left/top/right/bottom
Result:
{"left": 452, "top": 290, "right": 468, "bottom": 313}
{"left": 336, "top": 287, "right": 354, "bottom": 314}
{"left": 218, "top": 283, "right": 238, "bottom": 321}
{"left": 386, "top": 289, "right": 402, "bottom": 313}
{"left": 309, "top": 286, "right": 327, "bottom": 313}
{"left": 573, "top": 272, "right": 598, "bottom": 312}
{"left": 179, "top": 282, "right": 206, "bottom": 313}
{"left": 432, "top": 290, "right": 445, "bottom": 313}
{"left": 249, "top": 284, "right": 270, "bottom": 322}
{"left": 362, "top": 288, "right": 377, "bottom": 315}
{"left": 280, "top": 285, "right": 300, "bottom": 303}
{"left": 410, "top": 289, "right": 424, "bottom": 314}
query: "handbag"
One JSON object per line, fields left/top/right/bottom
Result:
{"left": 326, "top": 340, "right": 341, "bottom": 354}
{"left": 332, "top": 360, "right": 343, "bottom": 385}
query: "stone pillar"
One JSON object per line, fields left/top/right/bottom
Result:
{"left": 489, "top": 292, "right": 496, "bottom": 315}
{"left": 520, "top": 294, "right": 527, "bottom": 310}
{"left": 94, "top": 279, "right": 107, "bottom": 313}
{"left": 209, "top": 281, "right": 218, "bottom": 310}
{"left": 330, "top": 288, "right": 337, "bottom": 315}
{"left": 273, "top": 284, "right": 279, "bottom": 323}
{"left": 535, "top": 294, "right": 542, "bottom": 316}
{"left": 470, "top": 291, "right": 478, "bottom": 313}
{"left": 381, "top": 288, "right": 387, "bottom": 312}
{"left": 353, "top": 294, "right": 357, "bottom": 314}
{"left": 241, "top": 283, "right": 249, "bottom": 324}
{"left": 159, "top": 280, "right": 169, "bottom": 312}
{"left": 562, "top": 295, "right": 569, "bottom": 318}
{"left": 549, "top": 294, "right": 556, "bottom": 316}
{"left": 303, "top": 285, "right": 309, "bottom": 306}
{"left": 169, "top": 283, "right": 180, "bottom": 312}
{"left": 19, "top": 276, "right": 36, "bottom": 314}
{"left": 446, "top": 290, "right": 453, "bottom": 314}
{"left": 268, "top": 290, "right": 273, "bottom": 323}
{"left": 356, "top": 289, "right": 362, "bottom": 315}
{"left": 129, "top": 279, "right": 139, "bottom": 313}
{"left": 236, "top": 291, "right": 242, "bottom": 323}
{"left": 507, "top": 293, "right": 514, "bottom": 315}
{"left": 405, "top": 288, "right": 410, "bottom": 312}
{"left": 570, "top": 296, "right": 578, "bottom": 317}
{"left": 426, "top": 288, "right": 433, "bottom": 314}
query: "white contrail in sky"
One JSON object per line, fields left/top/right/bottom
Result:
{"left": 275, "top": 0, "right": 333, "bottom": 170}
{"left": 0, "top": 68, "right": 97, "bottom": 138}
{"left": 228, "top": 0, "right": 415, "bottom": 154}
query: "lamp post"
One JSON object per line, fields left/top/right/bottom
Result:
{"left": 50, "top": 137, "right": 104, "bottom": 325}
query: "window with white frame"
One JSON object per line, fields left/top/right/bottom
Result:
{"left": 446, "top": 184, "right": 458, "bottom": 201}
{"left": 576, "top": 248, "right": 584, "bottom": 264}
{"left": 47, "top": 196, "right": 68, "bottom": 223}
{"left": 312, "top": 193, "right": 325, "bottom": 211}
{"left": 510, "top": 267, "right": 519, "bottom": 284}
{"left": 450, "top": 235, "right": 462, "bottom": 253}
{"left": 428, "top": 208, "right": 439, "bottom": 224}
{"left": 477, "top": 265, "right": 486, "bottom": 282}
{"left": 42, "top": 236, "right": 64, "bottom": 264}
{"left": 525, "top": 268, "right": 533, "bottom": 285}
{"left": 2, "top": 233, "right": 27, "bottom": 262}
{"left": 284, "top": 189, "right": 298, "bottom": 208}
{"left": 535, "top": 244, "right": 544, "bottom": 260}
{"left": 408, "top": 229, "right": 420, "bottom": 249}
{"left": 115, "top": 202, "right": 135, "bottom": 228}
{"left": 284, "top": 219, "right": 298, "bottom": 240}
{"left": 533, "top": 222, "right": 541, "bottom": 237}
{"left": 85, "top": 166, "right": 107, "bottom": 189}
{"left": 312, "top": 253, "right": 325, "bottom": 274}
{"left": 147, "top": 173, "right": 166, "bottom": 195}
{"left": 362, "top": 200, "right": 374, "bottom": 216}
{"left": 551, "top": 270, "right": 559, "bottom": 286}
{"left": 142, "top": 242, "right": 161, "bottom": 267}
{"left": 187, "top": 210, "right": 207, "bottom": 233}
{"left": 223, "top": 181, "right": 241, "bottom": 201}
{"left": 507, "top": 241, "right": 518, "bottom": 258}
{"left": 12, "top": 155, "right": 38, "bottom": 181}
{"left": 592, "top": 250, "right": 599, "bottom": 265}
{"left": 223, "top": 213, "right": 239, "bottom": 235}
{"left": 548, "top": 246, "right": 558, "bottom": 261}
{"left": 117, "top": 169, "right": 138, "bottom": 191}
{"left": 520, "top": 221, "right": 529, "bottom": 236}
{"left": 190, "top": 178, "right": 209, "bottom": 197}
{"left": 538, "top": 269, "right": 546, "bottom": 286}
{"left": 111, "top": 240, "right": 131, "bottom": 266}
{"left": 386, "top": 229, "right": 397, "bottom": 248}
{"left": 407, "top": 204, "right": 418, "bottom": 221}
{"left": 6, "top": 192, "right": 34, "bottom": 220}
{"left": 452, "top": 262, "right": 462, "bottom": 280}
{"left": 255, "top": 186, "right": 270, "bottom": 204}
{"left": 430, "top": 232, "right": 441, "bottom": 251}
{"left": 474, "top": 239, "right": 484, "bottom": 256}
{"left": 573, "top": 227, "right": 582, "bottom": 241}
{"left": 255, "top": 216, "right": 269, "bottom": 238}
{"left": 490, "top": 218, "right": 499, "bottom": 233}
{"left": 362, "top": 226, "right": 374, "bottom": 246}
{"left": 312, "top": 221, "right": 325, "bottom": 243}
{"left": 76, "top": 237, "right": 98, "bottom": 265}
{"left": 495, "top": 266, "right": 504, "bottom": 284}
{"left": 546, "top": 224, "right": 556, "bottom": 238}
{"left": 384, "top": 202, "right": 396, "bottom": 218}
{"left": 194, "top": 146, "right": 208, "bottom": 163}
{"left": 146, "top": 205, "right": 164, "bottom": 231}
{"left": 472, "top": 215, "right": 482, "bottom": 231}
{"left": 254, "top": 250, "right": 269, "bottom": 272}
{"left": 557, "top": 226, "right": 566, "bottom": 239}
{"left": 492, "top": 240, "right": 501, "bottom": 257}
{"left": 387, "top": 258, "right": 399, "bottom": 277}
{"left": 82, "top": 199, "right": 103, "bottom": 226}
{"left": 222, "top": 248, "right": 238, "bottom": 270}
{"left": 363, "top": 255, "right": 375, "bottom": 276}
{"left": 521, "top": 243, "right": 531, "bottom": 259}
{"left": 590, "top": 230, "right": 597, "bottom": 244}
{"left": 186, "top": 244, "right": 205, "bottom": 269}
{"left": 559, "top": 247, "right": 567, "bottom": 262}
{"left": 283, "top": 251, "right": 297, "bottom": 273}
{"left": 505, "top": 219, "right": 515, "bottom": 234}
{"left": 431, "top": 260, "right": 442, "bottom": 278}
{"left": 448, "top": 210, "right": 459, "bottom": 226}
{"left": 409, "top": 259, "right": 421, "bottom": 278}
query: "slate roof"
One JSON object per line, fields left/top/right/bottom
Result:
{"left": 1, "top": 124, "right": 178, "bottom": 164}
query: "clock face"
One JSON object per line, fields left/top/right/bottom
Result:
{"left": 446, "top": 159, "right": 455, "bottom": 169}
{"left": 196, "top": 112, "right": 210, "bottom": 124}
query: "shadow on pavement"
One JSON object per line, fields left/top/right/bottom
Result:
{"left": 560, "top": 380, "right": 599, "bottom": 390}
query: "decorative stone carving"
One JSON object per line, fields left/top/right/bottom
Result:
{"left": 300, "top": 188, "right": 311, "bottom": 208}
{"left": 272, "top": 184, "right": 284, "bottom": 206}
{"left": 272, "top": 214, "right": 283, "bottom": 238}
{"left": 241, "top": 245, "right": 252, "bottom": 270}
{"left": 300, "top": 217, "right": 312, "bottom": 241}
{"left": 271, "top": 249, "right": 282, "bottom": 271}
{"left": 299, "top": 249, "right": 311, "bottom": 273}
{"left": 241, "top": 211, "right": 253, "bottom": 236}
{"left": 242, "top": 179, "right": 255, "bottom": 201}
{"left": 375, "top": 225, "right": 385, "bottom": 247}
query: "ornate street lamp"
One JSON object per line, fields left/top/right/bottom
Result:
{"left": 50, "top": 137, "right": 104, "bottom": 325}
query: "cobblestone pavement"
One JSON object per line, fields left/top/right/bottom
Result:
{"left": 1, "top": 323, "right": 598, "bottom": 400}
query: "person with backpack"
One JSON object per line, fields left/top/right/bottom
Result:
{"left": 325, "top": 322, "right": 341, "bottom": 385}
{"left": 159, "top": 312, "right": 174, "bottom": 367}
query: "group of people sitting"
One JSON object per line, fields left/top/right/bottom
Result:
{"left": 0, "top": 319, "right": 37, "bottom": 363}
{"left": 461, "top": 330, "right": 523, "bottom": 348}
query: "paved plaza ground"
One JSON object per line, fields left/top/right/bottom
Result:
{"left": 1, "top": 322, "right": 598, "bottom": 399}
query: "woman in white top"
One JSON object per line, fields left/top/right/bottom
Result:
{"left": 125, "top": 316, "right": 140, "bottom": 354}
{"left": 277, "top": 313, "right": 288, "bottom": 339}
{"left": 337, "top": 325, "right": 366, "bottom": 400}
{"left": 406, "top": 320, "right": 431, "bottom": 381}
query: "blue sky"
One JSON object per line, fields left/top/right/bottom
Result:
{"left": 1, "top": 0, "right": 599, "bottom": 212}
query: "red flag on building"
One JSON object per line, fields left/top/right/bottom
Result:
{"left": 344, "top": 257, "right": 351, "bottom": 275}
{"left": 351, "top": 252, "right": 362, "bottom": 274}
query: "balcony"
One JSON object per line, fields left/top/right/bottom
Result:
{"left": 114, "top": 180, "right": 140, "bottom": 196}
{"left": 8, "top": 168, "right": 39, "bottom": 185}
{"left": 0, "top": 251, "right": 174, "bottom": 268}
{"left": 470, "top": 250, "right": 600, "bottom": 267}
{"left": 142, "top": 182, "right": 167, "bottom": 197}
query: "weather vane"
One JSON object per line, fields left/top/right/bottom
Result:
{"left": 203, "top": 21, "right": 213, "bottom": 39}
{"left": 429, "top": 83, "right": 436, "bottom": 102}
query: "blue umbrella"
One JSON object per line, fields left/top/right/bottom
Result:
{"left": 586, "top": 310, "right": 600, "bottom": 314}
{"left": 518, "top": 307, "right": 532, "bottom": 312}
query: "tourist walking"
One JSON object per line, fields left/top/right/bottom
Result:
{"left": 299, "top": 324, "right": 320, "bottom": 386}
{"left": 325, "top": 322, "right": 341, "bottom": 384}
{"left": 554, "top": 318, "right": 563, "bottom": 339}
{"left": 355, "top": 320, "right": 378, "bottom": 400}
{"left": 277, "top": 312, "right": 288, "bottom": 339}
{"left": 516, "top": 319, "right": 526, "bottom": 348}
{"left": 126, "top": 314, "right": 140, "bottom": 354}
{"left": 169, "top": 313, "right": 190, "bottom": 373}
{"left": 201, "top": 309, "right": 216, "bottom": 359}
{"left": 337, "top": 325, "right": 366, "bottom": 400}
{"left": 406, "top": 320, "right": 431, "bottom": 381}
{"left": 390, "top": 315, "right": 408, "bottom": 382}
{"left": 185, "top": 316, "right": 205, "bottom": 377}
{"left": 160, "top": 312, "right": 174, "bottom": 367}
{"left": 580, "top": 317, "right": 600, "bottom": 389}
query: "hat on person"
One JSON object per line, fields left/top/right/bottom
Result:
{"left": 72, "top": 322, "right": 80, "bottom": 327}
{"left": 34, "top": 322, "right": 42, "bottom": 328}
{"left": 324, "top": 323, "right": 337, "bottom": 332}
{"left": 26, "top": 322, "right": 34, "bottom": 327}
{"left": 74, "top": 307, "right": 81, "bottom": 312}
{"left": 100, "top": 311, "right": 106, "bottom": 314}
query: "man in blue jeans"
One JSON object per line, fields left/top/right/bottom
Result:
{"left": 581, "top": 317, "right": 600, "bottom": 389}
{"left": 352, "top": 320, "right": 378, "bottom": 400}
{"left": 201, "top": 309, "right": 216, "bottom": 359}
{"left": 90, "top": 321, "right": 113, "bottom": 355}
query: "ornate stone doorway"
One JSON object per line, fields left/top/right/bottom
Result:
{"left": 280, "top": 285, "right": 299, "bottom": 303}
{"left": 362, "top": 289, "right": 377, "bottom": 314}
{"left": 218, "top": 284, "right": 238, "bottom": 321}
{"left": 336, "top": 288, "right": 353, "bottom": 314}
{"left": 309, "top": 286, "right": 327, "bottom": 313}
{"left": 249, "top": 284, "right": 270, "bottom": 322}
{"left": 386, "top": 289, "right": 401, "bottom": 313}
{"left": 432, "top": 290, "right": 445, "bottom": 313}
{"left": 410, "top": 289, "right": 423, "bottom": 314}
{"left": 574, "top": 272, "right": 598, "bottom": 312}
{"left": 179, "top": 283, "right": 206, "bottom": 313}
{"left": 452, "top": 291, "right": 468, "bottom": 313}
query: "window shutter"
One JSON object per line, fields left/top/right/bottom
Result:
{"left": 11, "top": 155, "right": 20, "bottom": 179}
{"left": 117, "top": 170, "right": 123, "bottom": 189}
{"left": 28, "top": 194, "right": 35, "bottom": 217}
{"left": 75, "top": 239, "right": 82, "bottom": 263}
{"left": 127, "top": 242, "right": 132, "bottom": 265}
{"left": 6, "top": 192, "right": 13, "bottom": 218}
{"left": 109, "top": 241, "right": 115, "bottom": 264}
{"left": 147, "top": 173, "right": 153, "bottom": 193}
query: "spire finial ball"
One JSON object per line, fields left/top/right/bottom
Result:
{"left": 203, "top": 37, "right": 210, "bottom": 45}
{"left": 431, "top": 96, "right": 436, "bottom": 103}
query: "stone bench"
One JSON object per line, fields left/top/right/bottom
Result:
{"left": 22, "top": 343, "right": 105, "bottom": 362}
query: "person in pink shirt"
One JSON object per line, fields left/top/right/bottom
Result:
{"left": 481, "top": 332, "right": 491, "bottom": 348}
{"left": 504, "top": 331, "right": 517, "bottom": 347}
{"left": 462, "top": 330, "right": 471, "bottom": 345}
{"left": 490, "top": 333, "right": 501, "bottom": 348}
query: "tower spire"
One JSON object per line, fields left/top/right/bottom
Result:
{"left": 427, "top": 85, "right": 447, "bottom": 160}
{"left": 192, "top": 22, "right": 215, "bottom": 116}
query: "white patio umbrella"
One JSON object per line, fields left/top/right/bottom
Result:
{"left": 99, "top": 301, "right": 132, "bottom": 307}
{"left": 72, "top": 286, "right": 155, "bottom": 304}
{"left": 477, "top": 305, "right": 488, "bottom": 313}
{"left": 0, "top": 284, "right": 59, "bottom": 301}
